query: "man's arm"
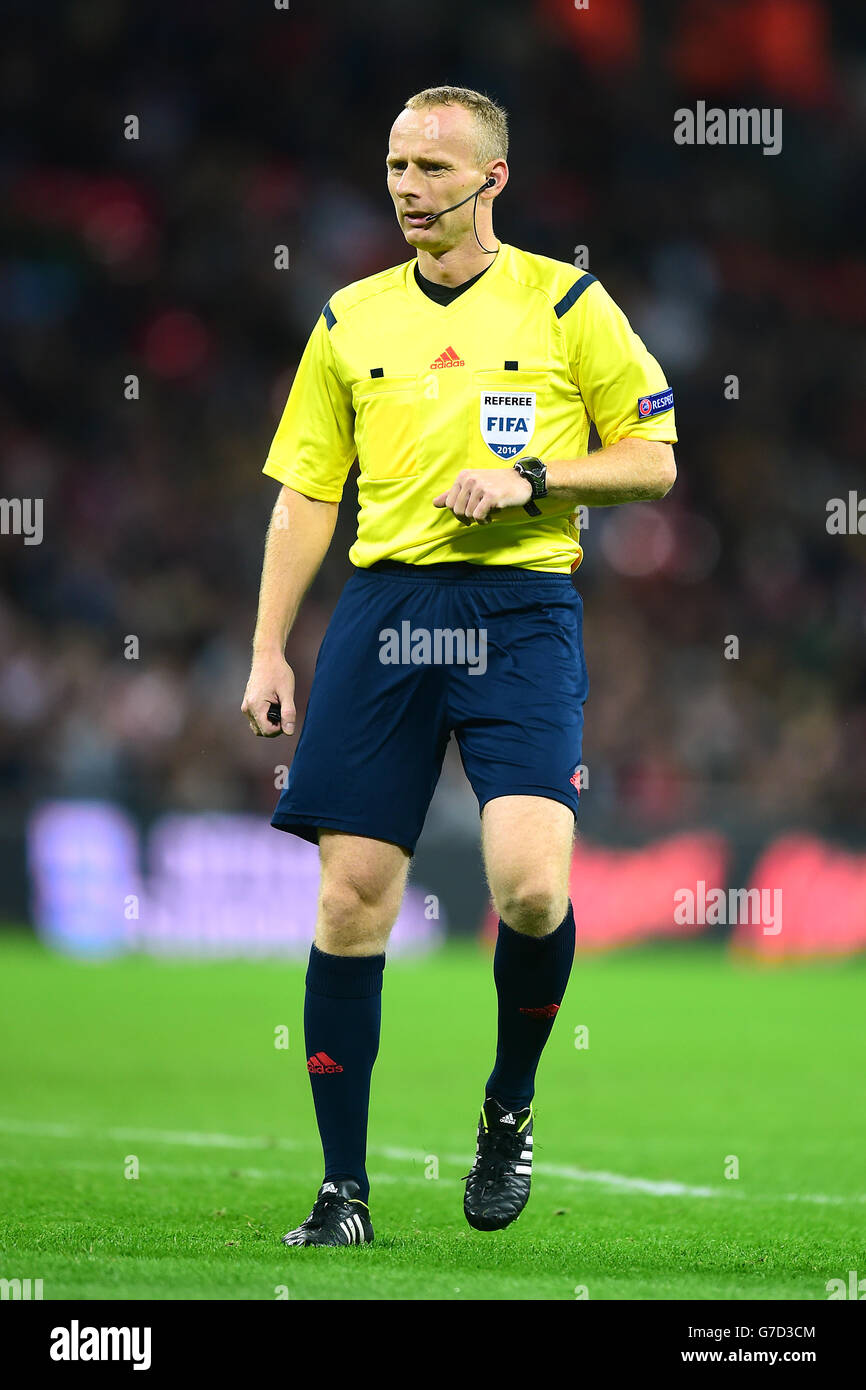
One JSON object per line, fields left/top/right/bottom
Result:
{"left": 433, "top": 437, "right": 676, "bottom": 523}
{"left": 544, "top": 436, "right": 676, "bottom": 505}
{"left": 241, "top": 484, "right": 338, "bottom": 736}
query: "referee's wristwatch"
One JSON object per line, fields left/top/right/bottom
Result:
{"left": 513, "top": 456, "right": 547, "bottom": 517}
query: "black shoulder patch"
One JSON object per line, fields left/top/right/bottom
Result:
{"left": 554, "top": 274, "right": 598, "bottom": 319}
{"left": 322, "top": 301, "right": 336, "bottom": 330}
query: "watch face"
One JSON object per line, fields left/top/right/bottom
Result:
{"left": 519, "top": 458, "right": 546, "bottom": 494}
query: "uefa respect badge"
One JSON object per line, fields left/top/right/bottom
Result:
{"left": 637, "top": 387, "right": 674, "bottom": 418}
{"left": 480, "top": 390, "right": 536, "bottom": 459}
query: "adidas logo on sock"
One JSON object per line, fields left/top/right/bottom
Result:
{"left": 519, "top": 1003, "right": 561, "bottom": 1019}
{"left": 307, "top": 1052, "right": 344, "bottom": 1074}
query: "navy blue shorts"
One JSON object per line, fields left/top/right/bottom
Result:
{"left": 272, "top": 561, "right": 588, "bottom": 853}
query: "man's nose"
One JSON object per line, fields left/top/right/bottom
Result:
{"left": 396, "top": 170, "right": 421, "bottom": 199}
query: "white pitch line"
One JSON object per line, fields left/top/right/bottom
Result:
{"left": 376, "top": 1143, "right": 719, "bottom": 1197}
{"left": 0, "top": 1118, "right": 863, "bottom": 1205}
{"left": 0, "top": 1154, "right": 419, "bottom": 1185}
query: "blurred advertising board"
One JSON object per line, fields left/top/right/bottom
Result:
{"left": 27, "top": 801, "right": 443, "bottom": 959}
{"left": 25, "top": 802, "right": 866, "bottom": 961}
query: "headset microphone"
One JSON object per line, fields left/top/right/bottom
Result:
{"left": 420, "top": 176, "right": 498, "bottom": 253}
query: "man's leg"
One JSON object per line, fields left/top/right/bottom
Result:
{"left": 304, "top": 830, "right": 409, "bottom": 1202}
{"left": 480, "top": 794, "right": 576, "bottom": 1109}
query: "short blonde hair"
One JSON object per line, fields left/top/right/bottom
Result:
{"left": 403, "top": 85, "right": 509, "bottom": 168}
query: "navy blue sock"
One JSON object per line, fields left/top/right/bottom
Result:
{"left": 304, "top": 944, "right": 385, "bottom": 1204}
{"left": 485, "top": 902, "right": 575, "bottom": 1111}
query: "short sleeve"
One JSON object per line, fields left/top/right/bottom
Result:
{"left": 262, "top": 306, "right": 356, "bottom": 500}
{"left": 561, "top": 278, "right": 677, "bottom": 447}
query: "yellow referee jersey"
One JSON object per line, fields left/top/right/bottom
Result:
{"left": 263, "top": 243, "right": 677, "bottom": 573}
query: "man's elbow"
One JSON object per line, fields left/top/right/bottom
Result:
{"left": 653, "top": 445, "right": 677, "bottom": 498}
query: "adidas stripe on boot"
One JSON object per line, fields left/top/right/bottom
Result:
{"left": 281, "top": 1179, "right": 374, "bottom": 1247}
{"left": 463, "top": 1097, "right": 533, "bottom": 1232}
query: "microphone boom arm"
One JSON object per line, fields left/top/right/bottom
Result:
{"left": 421, "top": 177, "right": 498, "bottom": 254}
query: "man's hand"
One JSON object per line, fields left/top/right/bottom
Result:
{"left": 433, "top": 467, "right": 533, "bottom": 524}
{"left": 242, "top": 657, "right": 297, "bottom": 736}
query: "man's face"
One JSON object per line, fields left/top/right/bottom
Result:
{"left": 386, "top": 105, "right": 488, "bottom": 253}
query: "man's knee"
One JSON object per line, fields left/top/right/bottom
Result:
{"left": 315, "top": 837, "right": 408, "bottom": 954}
{"left": 492, "top": 878, "right": 569, "bottom": 937}
{"left": 316, "top": 876, "right": 387, "bottom": 953}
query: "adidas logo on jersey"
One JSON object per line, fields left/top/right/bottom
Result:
{"left": 430, "top": 345, "right": 464, "bottom": 369}
{"left": 307, "top": 1052, "right": 344, "bottom": 1074}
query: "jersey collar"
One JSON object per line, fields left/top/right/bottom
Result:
{"left": 406, "top": 243, "right": 509, "bottom": 313}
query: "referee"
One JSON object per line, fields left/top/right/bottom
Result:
{"left": 242, "top": 86, "right": 677, "bottom": 1246}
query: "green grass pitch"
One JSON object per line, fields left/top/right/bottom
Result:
{"left": 0, "top": 931, "right": 864, "bottom": 1301}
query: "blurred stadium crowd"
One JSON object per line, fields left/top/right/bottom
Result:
{"left": 1, "top": 0, "right": 864, "bottom": 861}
